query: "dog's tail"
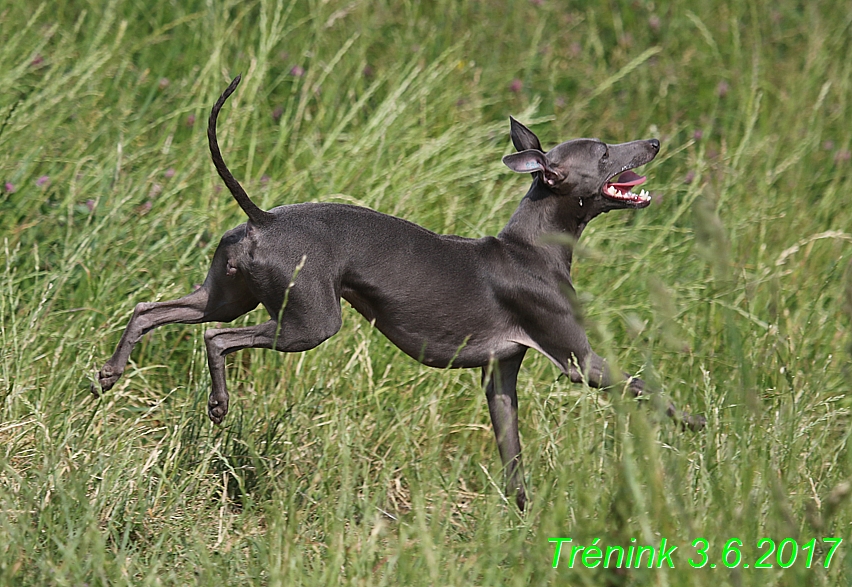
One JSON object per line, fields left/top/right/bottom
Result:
{"left": 208, "top": 75, "right": 275, "bottom": 227}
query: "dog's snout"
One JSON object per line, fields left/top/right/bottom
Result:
{"left": 649, "top": 139, "right": 660, "bottom": 151}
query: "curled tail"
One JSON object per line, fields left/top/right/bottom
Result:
{"left": 208, "top": 75, "right": 275, "bottom": 226}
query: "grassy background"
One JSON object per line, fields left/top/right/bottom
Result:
{"left": 1, "top": 0, "right": 851, "bottom": 584}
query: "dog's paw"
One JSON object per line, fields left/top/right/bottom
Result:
{"left": 515, "top": 487, "right": 528, "bottom": 512}
{"left": 93, "top": 364, "right": 121, "bottom": 396}
{"left": 683, "top": 413, "right": 707, "bottom": 432}
{"left": 207, "top": 395, "right": 229, "bottom": 425}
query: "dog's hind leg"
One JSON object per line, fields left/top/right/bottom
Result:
{"left": 483, "top": 349, "right": 528, "bottom": 511}
{"left": 203, "top": 306, "right": 342, "bottom": 423}
{"left": 93, "top": 227, "right": 262, "bottom": 395}
{"left": 93, "top": 284, "right": 259, "bottom": 395}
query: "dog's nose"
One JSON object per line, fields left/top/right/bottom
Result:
{"left": 649, "top": 139, "right": 660, "bottom": 151}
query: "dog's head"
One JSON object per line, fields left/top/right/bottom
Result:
{"left": 502, "top": 117, "right": 660, "bottom": 214}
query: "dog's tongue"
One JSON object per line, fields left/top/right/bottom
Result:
{"left": 608, "top": 170, "right": 646, "bottom": 189}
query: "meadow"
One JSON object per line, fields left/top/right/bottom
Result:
{"left": 1, "top": 0, "right": 850, "bottom": 584}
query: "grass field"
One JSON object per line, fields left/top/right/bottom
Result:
{"left": 1, "top": 0, "right": 851, "bottom": 584}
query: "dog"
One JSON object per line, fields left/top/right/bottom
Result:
{"left": 93, "top": 75, "right": 704, "bottom": 511}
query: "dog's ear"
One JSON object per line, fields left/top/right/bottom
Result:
{"left": 502, "top": 149, "right": 563, "bottom": 186}
{"left": 509, "top": 116, "right": 543, "bottom": 152}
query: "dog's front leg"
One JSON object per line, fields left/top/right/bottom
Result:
{"left": 568, "top": 352, "right": 705, "bottom": 431}
{"left": 483, "top": 350, "right": 528, "bottom": 511}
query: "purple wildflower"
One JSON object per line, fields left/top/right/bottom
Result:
{"left": 649, "top": 15, "right": 661, "bottom": 33}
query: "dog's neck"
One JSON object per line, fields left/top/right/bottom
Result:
{"left": 498, "top": 178, "right": 597, "bottom": 277}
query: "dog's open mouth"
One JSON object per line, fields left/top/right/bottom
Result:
{"left": 602, "top": 170, "right": 651, "bottom": 206}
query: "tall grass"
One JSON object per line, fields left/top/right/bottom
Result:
{"left": 1, "top": 0, "right": 850, "bottom": 584}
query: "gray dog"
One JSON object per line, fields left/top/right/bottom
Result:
{"left": 94, "top": 76, "right": 703, "bottom": 510}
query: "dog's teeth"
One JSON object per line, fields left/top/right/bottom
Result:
{"left": 604, "top": 184, "right": 652, "bottom": 202}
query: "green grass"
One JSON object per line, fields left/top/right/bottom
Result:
{"left": 1, "top": 0, "right": 851, "bottom": 584}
